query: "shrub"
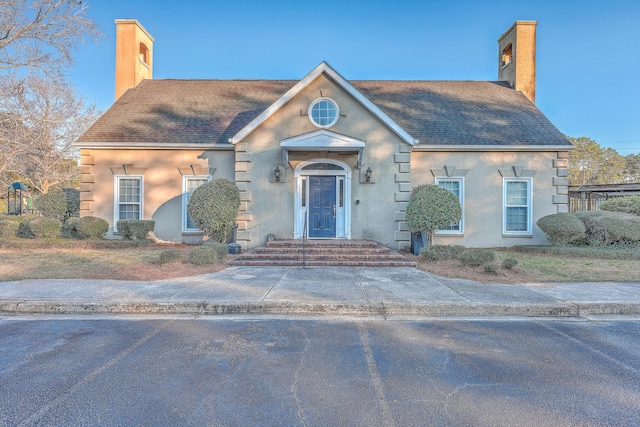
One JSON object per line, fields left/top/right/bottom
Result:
{"left": 410, "top": 184, "right": 430, "bottom": 198}
{"left": 458, "top": 249, "right": 496, "bottom": 266}
{"left": 502, "top": 258, "right": 519, "bottom": 269}
{"left": 34, "top": 190, "right": 67, "bottom": 221}
{"left": 536, "top": 213, "right": 586, "bottom": 245}
{"left": 484, "top": 263, "right": 500, "bottom": 274}
{"left": 16, "top": 216, "right": 38, "bottom": 238}
{"left": 0, "top": 219, "right": 19, "bottom": 238}
{"left": 420, "top": 244, "right": 465, "bottom": 261}
{"left": 405, "top": 184, "right": 462, "bottom": 246}
{"left": 188, "top": 246, "right": 224, "bottom": 265}
{"left": 27, "top": 217, "right": 62, "bottom": 239}
{"left": 74, "top": 216, "right": 109, "bottom": 239}
{"left": 188, "top": 179, "right": 240, "bottom": 243}
{"left": 600, "top": 196, "right": 640, "bottom": 217}
{"left": 117, "top": 219, "right": 155, "bottom": 240}
{"left": 203, "top": 240, "right": 229, "bottom": 258}
{"left": 64, "top": 217, "right": 81, "bottom": 238}
{"left": 63, "top": 188, "right": 81, "bottom": 219}
{"left": 574, "top": 210, "right": 640, "bottom": 246}
{"left": 158, "top": 249, "right": 182, "bottom": 265}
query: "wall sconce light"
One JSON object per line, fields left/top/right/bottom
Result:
{"left": 365, "top": 166, "right": 372, "bottom": 183}
{"left": 274, "top": 166, "right": 281, "bottom": 182}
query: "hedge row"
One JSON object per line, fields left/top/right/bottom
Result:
{"left": 537, "top": 209, "right": 640, "bottom": 247}
{"left": 2, "top": 214, "right": 108, "bottom": 240}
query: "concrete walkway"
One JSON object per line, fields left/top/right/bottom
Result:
{"left": 1, "top": 266, "right": 639, "bottom": 317}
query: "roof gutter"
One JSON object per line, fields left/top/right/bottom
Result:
{"left": 72, "top": 141, "right": 234, "bottom": 150}
{"left": 413, "top": 144, "right": 574, "bottom": 152}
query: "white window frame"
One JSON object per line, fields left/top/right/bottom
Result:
{"left": 435, "top": 177, "right": 464, "bottom": 235}
{"left": 182, "top": 175, "right": 211, "bottom": 232}
{"left": 503, "top": 178, "right": 532, "bottom": 235}
{"left": 308, "top": 97, "right": 339, "bottom": 129}
{"left": 113, "top": 175, "right": 143, "bottom": 231}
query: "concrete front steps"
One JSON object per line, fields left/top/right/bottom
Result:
{"left": 229, "top": 239, "right": 416, "bottom": 267}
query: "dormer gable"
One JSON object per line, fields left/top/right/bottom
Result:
{"left": 229, "top": 62, "right": 418, "bottom": 146}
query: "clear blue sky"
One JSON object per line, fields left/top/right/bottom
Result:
{"left": 68, "top": 0, "right": 640, "bottom": 155}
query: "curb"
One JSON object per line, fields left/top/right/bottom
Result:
{"left": 1, "top": 300, "right": 639, "bottom": 317}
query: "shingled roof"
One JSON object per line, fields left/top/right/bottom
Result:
{"left": 77, "top": 78, "right": 571, "bottom": 148}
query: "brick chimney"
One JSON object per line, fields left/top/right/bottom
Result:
{"left": 115, "top": 20, "right": 154, "bottom": 101}
{"left": 498, "top": 21, "right": 537, "bottom": 104}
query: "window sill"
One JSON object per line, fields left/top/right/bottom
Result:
{"left": 502, "top": 233, "right": 532, "bottom": 238}
{"left": 182, "top": 230, "right": 205, "bottom": 236}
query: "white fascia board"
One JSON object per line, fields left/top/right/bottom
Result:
{"left": 413, "top": 144, "right": 575, "bottom": 152}
{"left": 281, "top": 129, "right": 366, "bottom": 149}
{"left": 72, "top": 141, "right": 233, "bottom": 150}
{"left": 281, "top": 130, "right": 365, "bottom": 167}
{"left": 229, "top": 62, "right": 418, "bottom": 146}
{"left": 282, "top": 140, "right": 365, "bottom": 150}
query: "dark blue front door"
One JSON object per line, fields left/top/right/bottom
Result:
{"left": 309, "top": 176, "right": 336, "bottom": 237}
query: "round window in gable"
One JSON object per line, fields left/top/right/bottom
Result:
{"left": 309, "top": 98, "right": 339, "bottom": 128}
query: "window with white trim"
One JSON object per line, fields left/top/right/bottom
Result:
{"left": 503, "top": 178, "right": 532, "bottom": 234}
{"left": 183, "top": 176, "right": 209, "bottom": 231}
{"left": 308, "top": 98, "right": 339, "bottom": 128}
{"left": 435, "top": 177, "right": 464, "bottom": 234}
{"left": 114, "top": 176, "right": 143, "bottom": 228}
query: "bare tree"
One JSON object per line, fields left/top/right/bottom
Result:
{"left": 0, "top": 75, "right": 98, "bottom": 193}
{"left": 0, "top": 0, "right": 100, "bottom": 78}
{"left": 0, "top": 0, "right": 101, "bottom": 193}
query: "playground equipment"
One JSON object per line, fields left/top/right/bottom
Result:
{"left": 7, "top": 182, "right": 32, "bottom": 215}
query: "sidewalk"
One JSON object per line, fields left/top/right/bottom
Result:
{"left": 1, "top": 266, "right": 639, "bottom": 317}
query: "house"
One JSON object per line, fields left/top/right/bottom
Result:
{"left": 74, "top": 20, "right": 573, "bottom": 250}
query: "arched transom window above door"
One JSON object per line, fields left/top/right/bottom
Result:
{"left": 301, "top": 162, "right": 345, "bottom": 171}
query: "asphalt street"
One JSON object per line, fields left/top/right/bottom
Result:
{"left": 1, "top": 316, "right": 639, "bottom": 426}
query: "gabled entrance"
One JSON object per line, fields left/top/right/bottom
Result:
{"left": 294, "top": 159, "right": 351, "bottom": 239}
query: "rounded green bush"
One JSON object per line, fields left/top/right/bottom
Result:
{"left": 483, "top": 263, "right": 500, "bottom": 274}
{"left": 188, "top": 246, "right": 224, "bottom": 266}
{"left": 75, "top": 216, "right": 109, "bottom": 239}
{"left": 64, "top": 217, "right": 81, "bottom": 237}
{"left": 574, "top": 210, "right": 640, "bottom": 246}
{"left": 203, "top": 240, "right": 229, "bottom": 258}
{"left": 536, "top": 213, "right": 587, "bottom": 246}
{"left": 420, "top": 244, "right": 465, "bottom": 261}
{"left": 34, "top": 190, "right": 67, "bottom": 221}
{"left": 188, "top": 179, "right": 240, "bottom": 243}
{"left": 117, "top": 219, "right": 155, "bottom": 240}
{"left": 405, "top": 185, "right": 462, "bottom": 244}
{"left": 0, "top": 219, "right": 19, "bottom": 238}
{"left": 158, "top": 249, "right": 182, "bottom": 265}
{"left": 27, "top": 217, "right": 62, "bottom": 239}
{"left": 458, "top": 249, "right": 496, "bottom": 266}
{"left": 502, "top": 258, "right": 519, "bottom": 270}
{"left": 599, "top": 196, "right": 640, "bottom": 217}
{"left": 16, "top": 216, "right": 38, "bottom": 238}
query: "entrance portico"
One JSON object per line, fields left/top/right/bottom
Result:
{"left": 293, "top": 159, "right": 352, "bottom": 239}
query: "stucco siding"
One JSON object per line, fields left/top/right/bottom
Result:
{"left": 236, "top": 72, "right": 411, "bottom": 249}
{"left": 411, "top": 151, "right": 560, "bottom": 247}
{"left": 79, "top": 149, "right": 235, "bottom": 242}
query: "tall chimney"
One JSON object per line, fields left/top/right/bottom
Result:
{"left": 498, "top": 21, "right": 537, "bottom": 104}
{"left": 115, "top": 20, "right": 154, "bottom": 101}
